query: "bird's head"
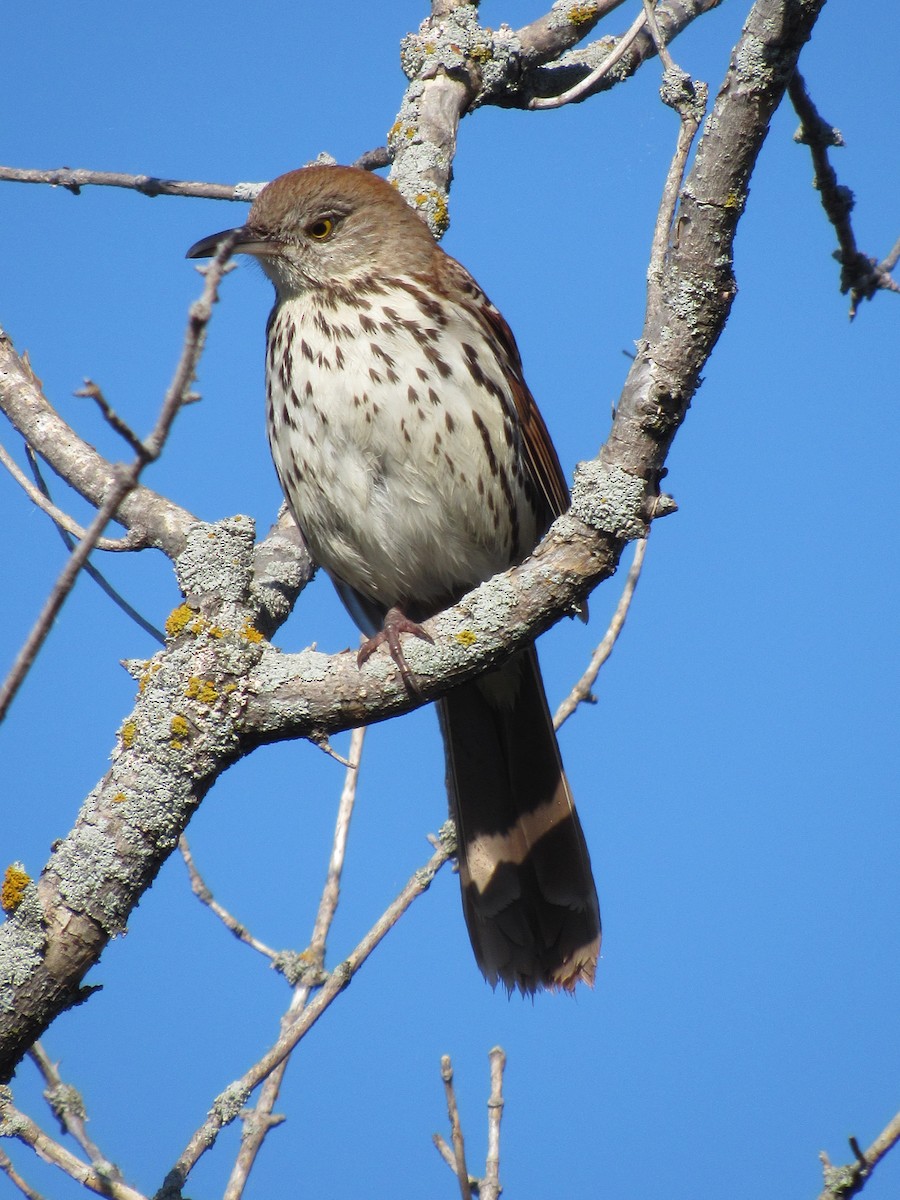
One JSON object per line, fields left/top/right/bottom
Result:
{"left": 186, "top": 165, "right": 437, "bottom": 297}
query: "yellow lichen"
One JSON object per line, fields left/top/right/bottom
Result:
{"left": 240, "top": 621, "right": 265, "bottom": 645}
{"left": 2, "top": 864, "right": 31, "bottom": 914}
{"left": 165, "top": 604, "right": 199, "bottom": 638}
{"left": 469, "top": 43, "right": 493, "bottom": 63}
{"left": 170, "top": 714, "right": 190, "bottom": 740}
{"left": 120, "top": 720, "right": 137, "bottom": 749}
{"left": 724, "top": 191, "right": 743, "bottom": 209}
{"left": 138, "top": 662, "right": 162, "bottom": 693}
{"left": 454, "top": 629, "right": 478, "bottom": 648}
{"left": 207, "top": 625, "right": 225, "bottom": 639}
{"left": 112, "top": 792, "right": 127, "bottom": 804}
{"left": 568, "top": 2, "right": 598, "bottom": 24}
{"left": 186, "top": 677, "right": 218, "bottom": 705}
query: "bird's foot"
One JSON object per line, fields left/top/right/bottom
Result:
{"left": 357, "top": 606, "right": 434, "bottom": 693}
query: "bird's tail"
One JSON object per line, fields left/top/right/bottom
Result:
{"left": 438, "top": 645, "right": 601, "bottom": 993}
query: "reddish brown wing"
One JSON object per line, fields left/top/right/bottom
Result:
{"left": 434, "top": 253, "right": 571, "bottom": 525}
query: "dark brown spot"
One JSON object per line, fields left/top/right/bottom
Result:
{"left": 472, "top": 411, "right": 499, "bottom": 476}
{"left": 360, "top": 314, "right": 377, "bottom": 334}
{"left": 408, "top": 386, "right": 419, "bottom": 405}
{"left": 314, "top": 311, "right": 332, "bottom": 338}
{"left": 301, "top": 339, "right": 314, "bottom": 362}
{"left": 445, "top": 411, "right": 455, "bottom": 433}
{"left": 423, "top": 344, "right": 452, "bottom": 379}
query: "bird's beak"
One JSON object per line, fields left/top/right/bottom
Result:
{"left": 185, "top": 226, "right": 277, "bottom": 260}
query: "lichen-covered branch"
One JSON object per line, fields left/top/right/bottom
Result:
{"left": 389, "top": 0, "right": 720, "bottom": 234}
{"left": 817, "top": 1111, "right": 900, "bottom": 1200}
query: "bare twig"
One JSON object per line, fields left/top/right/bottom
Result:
{"left": 223, "top": 726, "right": 366, "bottom": 1200}
{"left": 482, "top": 1047, "right": 506, "bottom": 1200}
{"left": 0, "top": 439, "right": 137, "bottom": 551}
{"left": 788, "top": 72, "right": 899, "bottom": 317}
{"left": 0, "top": 164, "right": 260, "bottom": 202}
{"left": 529, "top": 7, "right": 648, "bottom": 109}
{"left": 179, "top": 836, "right": 278, "bottom": 961}
{"left": 23, "top": 448, "right": 166, "bottom": 644}
{"left": 641, "top": 0, "right": 680, "bottom": 73}
{"left": 433, "top": 1046, "right": 507, "bottom": 1198}
{"left": 0, "top": 236, "right": 236, "bottom": 725}
{"left": 165, "top": 812, "right": 454, "bottom": 1196}
{"left": 440, "top": 1055, "right": 472, "bottom": 1200}
{"left": 555, "top": 537, "right": 648, "bottom": 729}
{"left": 0, "top": 1149, "right": 48, "bottom": 1200}
{"left": 351, "top": 146, "right": 391, "bottom": 171}
{"left": 27, "top": 1043, "right": 120, "bottom": 1179}
{"left": 0, "top": 1090, "right": 147, "bottom": 1200}
{"left": 646, "top": 35, "right": 708, "bottom": 313}
{"left": 74, "top": 380, "right": 149, "bottom": 456}
{"left": 818, "top": 1111, "right": 900, "bottom": 1200}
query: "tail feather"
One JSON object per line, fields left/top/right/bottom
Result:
{"left": 438, "top": 645, "right": 600, "bottom": 993}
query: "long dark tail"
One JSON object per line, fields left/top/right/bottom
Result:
{"left": 438, "top": 645, "right": 601, "bottom": 993}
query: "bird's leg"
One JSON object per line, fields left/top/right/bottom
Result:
{"left": 357, "top": 605, "right": 434, "bottom": 691}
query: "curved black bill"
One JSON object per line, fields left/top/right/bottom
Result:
{"left": 185, "top": 228, "right": 244, "bottom": 260}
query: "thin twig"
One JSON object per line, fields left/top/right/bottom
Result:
{"left": 0, "top": 1150, "right": 48, "bottom": 1200}
{"left": 74, "top": 380, "right": 148, "bottom": 456}
{"left": 165, "top": 815, "right": 454, "bottom": 1195}
{"left": 179, "top": 837, "right": 279, "bottom": 961}
{"left": 482, "top": 1047, "right": 506, "bottom": 1200}
{"left": 529, "top": 7, "right": 647, "bottom": 110}
{"left": 351, "top": 146, "right": 391, "bottom": 171}
{"left": 0, "top": 1093, "right": 147, "bottom": 1200}
{"left": 554, "top": 537, "right": 648, "bottom": 729}
{"left": 646, "top": 44, "right": 708, "bottom": 312}
{"left": 23, "top": 448, "right": 166, "bottom": 644}
{"left": 788, "top": 72, "right": 899, "bottom": 318}
{"left": 818, "top": 1111, "right": 900, "bottom": 1200}
{"left": 223, "top": 726, "right": 366, "bottom": 1200}
{"left": 27, "top": 1043, "right": 122, "bottom": 1181}
{"left": 641, "top": 0, "right": 677, "bottom": 72}
{"left": 0, "top": 235, "right": 236, "bottom": 725}
{"left": 440, "top": 1056, "right": 472, "bottom": 1200}
{"left": 0, "top": 165, "right": 260, "bottom": 202}
{"left": 0, "top": 439, "right": 137, "bottom": 551}
{"left": 310, "top": 732, "right": 356, "bottom": 767}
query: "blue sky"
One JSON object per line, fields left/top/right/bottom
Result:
{"left": 2, "top": 3, "right": 899, "bottom": 1198}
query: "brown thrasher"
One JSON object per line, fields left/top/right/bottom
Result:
{"left": 188, "top": 165, "right": 600, "bottom": 993}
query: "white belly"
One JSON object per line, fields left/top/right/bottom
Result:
{"left": 264, "top": 281, "right": 540, "bottom": 615}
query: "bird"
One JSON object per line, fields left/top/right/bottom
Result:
{"left": 187, "top": 164, "right": 600, "bottom": 993}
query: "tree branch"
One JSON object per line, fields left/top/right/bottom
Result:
{"left": 0, "top": 165, "right": 261, "bottom": 202}
{"left": 0, "top": 241, "right": 236, "bottom": 724}
{"left": 818, "top": 1111, "right": 900, "bottom": 1200}
{"left": 161, "top": 825, "right": 455, "bottom": 1196}
{"left": 788, "top": 71, "right": 899, "bottom": 317}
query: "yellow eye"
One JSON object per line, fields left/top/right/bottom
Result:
{"left": 306, "top": 217, "right": 335, "bottom": 240}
